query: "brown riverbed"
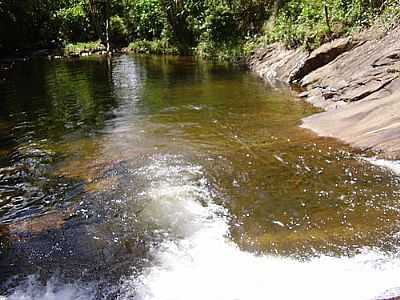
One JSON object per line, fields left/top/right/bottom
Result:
{"left": 1, "top": 55, "right": 400, "bottom": 299}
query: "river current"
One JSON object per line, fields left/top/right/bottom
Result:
{"left": 1, "top": 55, "right": 400, "bottom": 299}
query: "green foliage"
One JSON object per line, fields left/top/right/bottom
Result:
{"left": 56, "top": 1, "right": 92, "bottom": 42}
{"left": 260, "top": 0, "right": 396, "bottom": 50}
{"left": 109, "top": 15, "right": 128, "bottom": 45}
{"left": 0, "top": 0, "right": 399, "bottom": 58}
{"left": 195, "top": 40, "right": 246, "bottom": 61}
{"left": 124, "top": 0, "right": 167, "bottom": 41}
{"left": 203, "top": 4, "right": 237, "bottom": 44}
{"left": 64, "top": 40, "right": 105, "bottom": 56}
{"left": 379, "top": 0, "right": 400, "bottom": 29}
{"left": 0, "top": 0, "right": 60, "bottom": 51}
{"left": 159, "top": 0, "right": 206, "bottom": 52}
{"left": 127, "top": 39, "right": 179, "bottom": 55}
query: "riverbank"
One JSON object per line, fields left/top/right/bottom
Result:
{"left": 248, "top": 26, "right": 400, "bottom": 159}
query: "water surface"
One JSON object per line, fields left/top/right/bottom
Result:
{"left": 1, "top": 55, "right": 400, "bottom": 299}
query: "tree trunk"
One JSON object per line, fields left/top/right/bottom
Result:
{"left": 324, "top": 2, "right": 332, "bottom": 34}
{"left": 105, "top": 16, "right": 110, "bottom": 53}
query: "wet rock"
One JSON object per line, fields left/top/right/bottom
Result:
{"left": 7, "top": 211, "right": 70, "bottom": 238}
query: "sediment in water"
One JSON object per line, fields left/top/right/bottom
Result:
{"left": 247, "top": 26, "right": 400, "bottom": 158}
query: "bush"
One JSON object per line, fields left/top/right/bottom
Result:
{"left": 127, "top": 39, "right": 179, "bottom": 55}
{"left": 202, "top": 5, "right": 238, "bottom": 44}
{"left": 261, "top": 0, "right": 378, "bottom": 50}
{"left": 124, "top": 0, "right": 167, "bottom": 41}
{"left": 64, "top": 40, "right": 105, "bottom": 56}
{"left": 57, "top": 3, "right": 92, "bottom": 42}
{"left": 110, "top": 15, "right": 128, "bottom": 45}
{"left": 379, "top": 0, "right": 400, "bottom": 29}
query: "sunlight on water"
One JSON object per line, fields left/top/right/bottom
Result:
{"left": 6, "top": 275, "right": 95, "bottom": 300}
{"left": 2, "top": 56, "right": 400, "bottom": 300}
{"left": 365, "top": 157, "right": 400, "bottom": 175}
{"left": 119, "top": 158, "right": 400, "bottom": 300}
{"left": 7, "top": 155, "right": 400, "bottom": 300}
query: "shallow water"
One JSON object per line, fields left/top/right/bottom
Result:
{"left": 1, "top": 55, "right": 400, "bottom": 299}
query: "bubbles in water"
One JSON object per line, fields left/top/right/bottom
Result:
{"left": 117, "top": 157, "right": 400, "bottom": 300}
{"left": 5, "top": 275, "right": 95, "bottom": 300}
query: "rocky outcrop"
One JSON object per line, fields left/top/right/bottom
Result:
{"left": 292, "top": 37, "right": 360, "bottom": 83}
{"left": 248, "top": 27, "right": 400, "bottom": 157}
{"left": 247, "top": 43, "right": 308, "bottom": 84}
{"left": 248, "top": 37, "right": 361, "bottom": 85}
{"left": 300, "top": 28, "right": 400, "bottom": 109}
{"left": 301, "top": 93, "right": 400, "bottom": 158}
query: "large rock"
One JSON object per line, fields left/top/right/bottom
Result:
{"left": 301, "top": 92, "right": 400, "bottom": 158}
{"left": 301, "top": 27, "right": 400, "bottom": 107}
{"left": 248, "top": 27, "right": 400, "bottom": 157}
{"left": 247, "top": 43, "right": 308, "bottom": 84}
{"left": 247, "top": 37, "right": 360, "bottom": 84}
{"left": 290, "top": 37, "right": 359, "bottom": 83}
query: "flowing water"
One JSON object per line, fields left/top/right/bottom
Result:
{"left": 1, "top": 55, "right": 400, "bottom": 299}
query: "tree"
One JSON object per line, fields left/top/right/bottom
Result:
{"left": 87, "top": 0, "right": 111, "bottom": 51}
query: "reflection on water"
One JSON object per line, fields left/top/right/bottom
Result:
{"left": 1, "top": 55, "right": 400, "bottom": 299}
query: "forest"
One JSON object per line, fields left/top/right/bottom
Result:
{"left": 0, "top": 0, "right": 399, "bottom": 58}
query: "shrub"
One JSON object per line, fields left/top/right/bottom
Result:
{"left": 56, "top": 2, "right": 93, "bottom": 42}
{"left": 110, "top": 15, "right": 128, "bottom": 45}
{"left": 127, "top": 39, "right": 179, "bottom": 55}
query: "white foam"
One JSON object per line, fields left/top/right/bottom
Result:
{"left": 6, "top": 275, "right": 95, "bottom": 300}
{"left": 364, "top": 157, "right": 400, "bottom": 175}
{"left": 119, "top": 159, "right": 400, "bottom": 300}
{"left": 121, "top": 210, "right": 400, "bottom": 300}
{"left": 9, "top": 157, "right": 400, "bottom": 300}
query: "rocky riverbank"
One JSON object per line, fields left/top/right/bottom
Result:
{"left": 248, "top": 27, "right": 400, "bottom": 158}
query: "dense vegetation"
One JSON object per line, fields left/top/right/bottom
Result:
{"left": 0, "top": 0, "right": 399, "bottom": 58}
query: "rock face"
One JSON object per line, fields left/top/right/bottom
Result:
{"left": 300, "top": 28, "right": 400, "bottom": 108}
{"left": 301, "top": 93, "right": 400, "bottom": 158}
{"left": 247, "top": 43, "right": 308, "bottom": 84}
{"left": 248, "top": 27, "right": 400, "bottom": 157}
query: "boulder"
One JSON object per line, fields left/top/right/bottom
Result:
{"left": 248, "top": 27, "right": 400, "bottom": 157}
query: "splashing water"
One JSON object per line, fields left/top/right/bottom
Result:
{"left": 116, "top": 158, "right": 400, "bottom": 300}
{"left": 7, "top": 156, "right": 400, "bottom": 300}
{"left": 5, "top": 275, "right": 95, "bottom": 300}
{"left": 3, "top": 56, "right": 400, "bottom": 300}
{"left": 364, "top": 157, "right": 400, "bottom": 175}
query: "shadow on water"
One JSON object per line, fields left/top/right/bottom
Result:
{"left": 0, "top": 55, "right": 400, "bottom": 299}
{"left": 0, "top": 56, "right": 148, "bottom": 296}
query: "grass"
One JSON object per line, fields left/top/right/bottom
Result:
{"left": 63, "top": 40, "right": 106, "bottom": 57}
{"left": 245, "top": 0, "right": 400, "bottom": 52}
{"left": 126, "top": 39, "right": 179, "bottom": 55}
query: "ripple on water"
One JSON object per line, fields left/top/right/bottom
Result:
{"left": 2, "top": 56, "right": 400, "bottom": 300}
{"left": 4, "top": 136, "right": 400, "bottom": 300}
{"left": 117, "top": 157, "right": 400, "bottom": 300}
{"left": 0, "top": 139, "right": 83, "bottom": 224}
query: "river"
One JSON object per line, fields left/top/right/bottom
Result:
{"left": 1, "top": 55, "right": 400, "bottom": 299}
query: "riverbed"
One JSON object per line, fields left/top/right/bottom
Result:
{"left": 1, "top": 55, "right": 400, "bottom": 299}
